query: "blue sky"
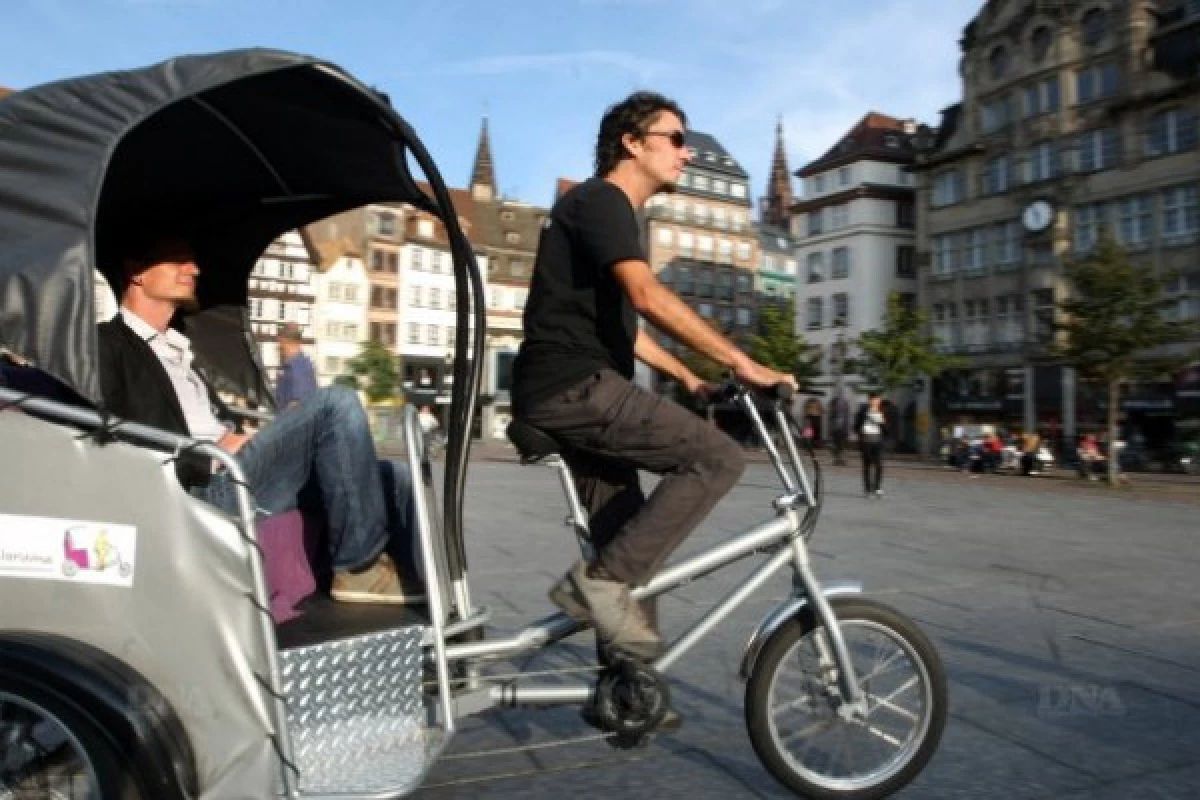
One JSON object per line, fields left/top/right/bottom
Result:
{"left": 2, "top": 0, "right": 979, "bottom": 209}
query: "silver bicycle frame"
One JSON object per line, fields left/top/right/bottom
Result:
{"left": 448, "top": 388, "right": 865, "bottom": 712}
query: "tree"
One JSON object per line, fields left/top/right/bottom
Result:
{"left": 849, "top": 292, "right": 960, "bottom": 394}
{"left": 749, "top": 299, "right": 822, "bottom": 386}
{"left": 340, "top": 339, "right": 400, "bottom": 404}
{"left": 1054, "top": 236, "right": 1200, "bottom": 486}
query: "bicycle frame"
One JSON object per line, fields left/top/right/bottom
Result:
{"left": 444, "top": 387, "right": 868, "bottom": 716}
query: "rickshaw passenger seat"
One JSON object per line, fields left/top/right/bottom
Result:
{"left": 506, "top": 418, "right": 562, "bottom": 464}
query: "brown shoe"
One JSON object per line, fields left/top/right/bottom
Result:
{"left": 332, "top": 553, "right": 427, "bottom": 605}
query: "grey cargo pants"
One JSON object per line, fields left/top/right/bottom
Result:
{"left": 519, "top": 369, "right": 746, "bottom": 590}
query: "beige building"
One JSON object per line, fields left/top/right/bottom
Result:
{"left": 913, "top": 0, "right": 1200, "bottom": 456}
{"left": 645, "top": 131, "right": 759, "bottom": 388}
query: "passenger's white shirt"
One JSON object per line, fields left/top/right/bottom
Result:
{"left": 120, "top": 308, "right": 229, "bottom": 442}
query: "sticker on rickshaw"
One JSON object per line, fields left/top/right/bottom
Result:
{"left": 0, "top": 514, "right": 137, "bottom": 586}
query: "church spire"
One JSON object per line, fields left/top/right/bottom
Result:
{"left": 470, "top": 116, "right": 497, "bottom": 202}
{"left": 761, "top": 115, "right": 794, "bottom": 229}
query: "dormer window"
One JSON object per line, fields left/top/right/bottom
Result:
{"left": 884, "top": 133, "right": 900, "bottom": 147}
{"left": 705, "top": 151, "right": 716, "bottom": 162}
{"left": 1082, "top": 8, "right": 1107, "bottom": 46}
{"left": 989, "top": 46, "right": 1009, "bottom": 79}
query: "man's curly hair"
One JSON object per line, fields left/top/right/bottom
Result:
{"left": 594, "top": 91, "right": 687, "bottom": 178}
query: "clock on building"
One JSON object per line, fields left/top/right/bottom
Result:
{"left": 1022, "top": 200, "right": 1055, "bottom": 233}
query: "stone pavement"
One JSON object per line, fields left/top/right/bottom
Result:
{"left": 411, "top": 460, "right": 1200, "bottom": 799}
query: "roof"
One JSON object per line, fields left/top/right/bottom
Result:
{"left": 685, "top": 131, "right": 749, "bottom": 178}
{"left": 0, "top": 87, "right": 12, "bottom": 101}
{"left": 797, "top": 112, "right": 917, "bottom": 177}
{"left": 415, "top": 181, "right": 479, "bottom": 239}
{"left": 312, "top": 236, "right": 363, "bottom": 270}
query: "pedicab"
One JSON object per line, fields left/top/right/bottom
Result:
{"left": 0, "top": 49, "right": 947, "bottom": 799}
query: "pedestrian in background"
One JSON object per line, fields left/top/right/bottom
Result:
{"left": 855, "top": 392, "right": 888, "bottom": 498}
{"left": 275, "top": 322, "right": 318, "bottom": 410}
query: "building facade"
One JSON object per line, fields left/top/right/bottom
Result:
{"left": 310, "top": 239, "right": 368, "bottom": 388}
{"left": 247, "top": 230, "right": 318, "bottom": 386}
{"left": 913, "top": 0, "right": 1200, "bottom": 455}
{"left": 792, "top": 113, "right": 920, "bottom": 443}
{"left": 645, "top": 131, "right": 759, "bottom": 388}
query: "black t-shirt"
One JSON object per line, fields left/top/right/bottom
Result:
{"left": 512, "top": 178, "right": 643, "bottom": 412}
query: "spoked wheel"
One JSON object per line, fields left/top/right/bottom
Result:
{"left": 0, "top": 687, "right": 134, "bottom": 800}
{"left": 745, "top": 597, "right": 946, "bottom": 799}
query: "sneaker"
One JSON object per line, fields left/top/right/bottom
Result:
{"left": 874, "top": 489, "right": 885, "bottom": 498}
{"left": 549, "top": 560, "right": 661, "bottom": 660}
{"left": 332, "top": 553, "right": 427, "bottom": 605}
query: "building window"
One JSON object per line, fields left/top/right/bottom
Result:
{"left": 1163, "top": 185, "right": 1199, "bottom": 244}
{"left": 1024, "top": 142, "right": 1057, "bottom": 183}
{"left": 377, "top": 211, "right": 396, "bottom": 236}
{"left": 989, "top": 46, "right": 1009, "bottom": 79}
{"left": 1031, "top": 25, "right": 1053, "bottom": 62}
{"left": 407, "top": 323, "right": 419, "bottom": 344}
{"left": 429, "top": 287, "right": 441, "bottom": 309}
{"left": 713, "top": 179, "right": 728, "bottom": 194}
{"left": 427, "top": 324, "right": 439, "bottom": 345}
{"left": 370, "top": 250, "right": 384, "bottom": 271}
{"left": 807, "top": 208, "right": 825, "bottom": 236}
{"left": 1077, "top": 127, "right": 1121, "bottom": 172}
{"left": 838, "top": 167, "right": 852, "bottom": 187}
{"left": 1023, "top": 77, "right": 1060, "bottom": 117}
{"left": 387, "top": 252, "right": 399, "bottom": 272}
{"left": 932, "top": 169, "right": 965, "bottom": 207}
{"left": 962, "top": 228, "right": 986, "bottom": 274}
{"left": 736, "top": 272, "right": 751, "bottom": 293}
{"left": 832, "top": 293, "right": 849, "bottom": 327}
{"left": 417, "top": 219, "right": 434, "bottom": 238}
{"left": 831, "top": 204, "right": 850, "bottom": 229}
{"left": 896, "top": 245, "right": 916, "bottom": 278}
{"left": 806, "top": 297, "right": 823, "bottom": 330}
{"left": 807, "top": 252, "right": 825, "bottom": 283}
{"left": 1032, "top": 288, "right": 1056, "bottom": 342}
{"left": 990, "top": 221, "right": 1021, "bottom": 266}
{"left": 1081, "top": 7, "right": 1108, "bottom": 46}
{"left": 980, "top": 96, "right": 1013, "bottom": 133}
{"left": 409, "top": 286, "right": 422, "bottom": 307}
{"left": 678, "top": 231, "right": 694, "bottom": 255}
{"left": 411, "top": 247, "right": 425, "bottom": 271}
{"left": 812, "top": 175, "right": 826, "bottom": 194}
{"left": 1073, "top": 204, "right": 1107, "bottom": 253}
{"left": 698, "top": 303, "right": 713, "bottom": 318}
{"left": 982, "top": 155, "right": 1012, "bottom": 195}
{"left": 736, "top": 241, "right": 752, "bottom": 261}
{"left": 1145, "top": 108, "right": 1199, "bottom": 158}
{"left": 896, "top": 200, "right": 916, "bottom": 228}
{"left": 932, "top": 233, "right": 960, "bottom": 276}
{"left": 1076, "top": 62, "right": 1119, "bottom": 104}
{"left": 657, "top": 227, "right": 674, "bottom": 246}
{"left": 736, "top": 307, "right": 751, "bottom": 326}
{"left": 832, "top": 247, "right": 851, "bottom": 280}
{"left": 1116, "top": 195, "right": 1154, "bottom": 250}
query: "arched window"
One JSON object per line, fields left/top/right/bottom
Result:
{"left": 1082, "top": 8, "right": 1108, "bottom": 46}
{"left": 989, "top": 46, "right": 1009, "bottom": 79}
{"left": 1031, "top": 25, "right": 1052, "bottom": 61}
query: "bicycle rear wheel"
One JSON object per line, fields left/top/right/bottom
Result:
{"left": 745, "top": 597, "right": 946, "bottom": 799}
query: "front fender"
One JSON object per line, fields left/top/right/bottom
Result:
{"left": 738, "top": 581, "right": 863, "bottom": 681}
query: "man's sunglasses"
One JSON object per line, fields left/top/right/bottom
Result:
{"left": 643, "top": 130, "right": 687, "bottom": 149}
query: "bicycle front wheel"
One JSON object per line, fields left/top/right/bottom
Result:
{"left": 745, "top": 597, "right": 946, "bottom": 799}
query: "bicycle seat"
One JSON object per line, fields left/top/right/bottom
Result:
{"left": 507, "top": 418, "right": 563, "bottom": 463}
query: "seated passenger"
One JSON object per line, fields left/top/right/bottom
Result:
{"left": 97, "top": 232, "right": 423, "bottom": 605}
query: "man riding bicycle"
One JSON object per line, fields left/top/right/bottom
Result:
{"left": 511, "top": 91, "right": 795, "bottom": 663}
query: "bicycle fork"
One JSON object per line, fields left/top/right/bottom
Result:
{"left": 788, "top": 535, "right": 869, "bottom": 720}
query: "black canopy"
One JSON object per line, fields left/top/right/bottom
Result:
{"left": 0, "top": 48, "right": 429, "bottom": 406}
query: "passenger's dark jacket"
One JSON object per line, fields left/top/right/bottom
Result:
{"left": 97, "top": 314, "right": 232, "bottom": 488}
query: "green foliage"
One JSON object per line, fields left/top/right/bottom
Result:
{"left": 341, "top": 339, "right": 400, "bottom": 404}
{"left": 1054, "top": 236, "right": 1198, "bottom": 386}
{"left": 1055, "top": 237, "right": 1200, "bottom": 485}
{"left": 849, "top": 292, "right": 960, "bottom": 393}
{"left": 748, "top": 299, "right": 822, "bottom": 386}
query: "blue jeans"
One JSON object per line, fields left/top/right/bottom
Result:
{"left": 196, "top": 386, "right": 414, "bottom": 573}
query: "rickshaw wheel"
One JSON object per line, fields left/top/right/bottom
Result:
{"left": 0, "top": 678, "right": 140, "bottom": 799}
